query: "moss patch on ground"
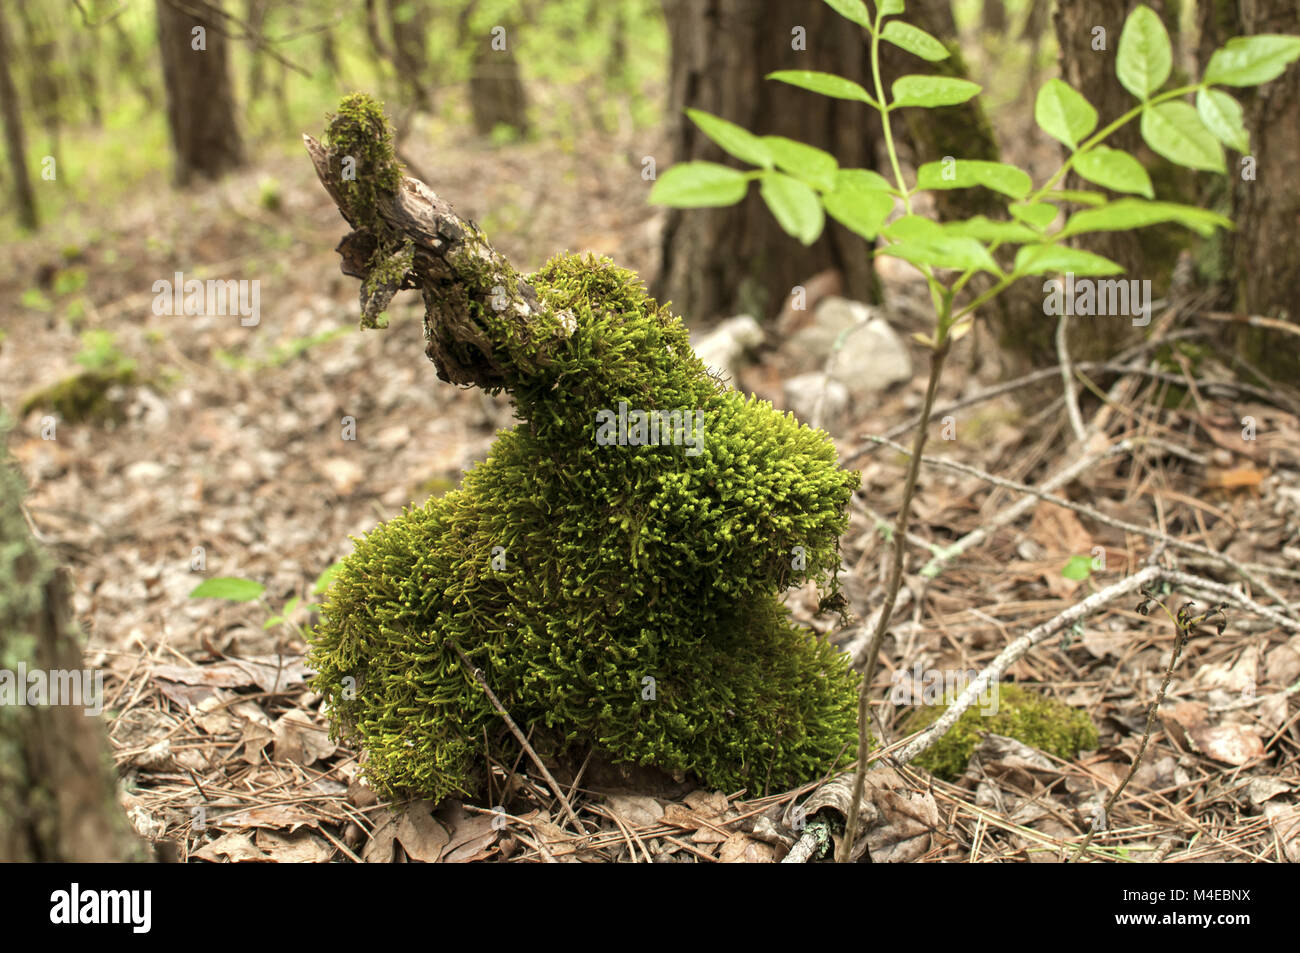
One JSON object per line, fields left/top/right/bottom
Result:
{"left": 904, "top": 683, "right": 1099, "bottom": 781}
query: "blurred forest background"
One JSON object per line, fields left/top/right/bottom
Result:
{"left": 2, "top": 0, "right": 1299, "bottom": 864}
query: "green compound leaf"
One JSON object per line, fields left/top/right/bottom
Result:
{"left": 916, "top": 159, "right": 1033, "bottom": 199}
{"left": 1040, "top": 189, "right": 1109, "bottom": 207}
{"left": 1034, "top": 78, "right": 1098, "bottom": 150}
{"left": 823, "top": 186, "right": 894, "bottom": 240}
{"left": 1013, "top": 244, "right": 1124, "bottom": 276}
{"left": 1058, "top": 198, "right": 1232, "bottom": 239}
{"left": 686, "top": 108, "right": 773, "bottom": 168}
{"left": 942, "top": 216, "right": 1040, "bottom": 243}
{"left": 891, "top": 75, "right": 981, "bottom": 108}
{"left": 1196, "top": 88, "right": 1250, "bottom": 153}
{"left": 190, "top": 577, "right": 266, "bottom": 602}
{"left": 1009, "top": 201, "right": 1059, "bottom": 230}
{"left": 834, "top": 168, "right": 895, "bottom": 193}
{"left": 767, "top": 70, "right": 875, "bottom": 104}
{"left": 879, "top": 235, "right": 998, "bottom": 274}
{"left": 881, "top": 21, "right": 949, "bottom": 62}
{"left": 762, "top": 136, "right": 839, "bottom": 192}
{"left": 1073, "top": 145, "right": 1155, "bottom": 198}
{"left": 821, "top": 0, "right": 871, "bottom": 30}
{"left": 1140, "top": 101, "right": 1226, "bottom": 173}
{"left": 1116, "top": 4, "right": 1172, "bottom": 100}
{"left": 1204, "top": 35, "right": 1300, "bottom": 87}
{"left": 761, "top": 172, "right": 825, "bottom": 245}
{"left": 649, "top": 162, "right": 749, "bottom": 207}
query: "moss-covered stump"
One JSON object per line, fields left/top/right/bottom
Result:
{"left": 904, "top": 683, "right": 1098, "bottom": 782}
{"left": 306, "top": 97, "right": 863, "bottom": 802}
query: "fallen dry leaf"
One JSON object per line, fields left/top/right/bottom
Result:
{"left": 394, "top": 800, "right": 450, "bottom": 863}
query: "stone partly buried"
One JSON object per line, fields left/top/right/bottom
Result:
{"left": 690, "top": 297, "right": 913, "bottom": 429}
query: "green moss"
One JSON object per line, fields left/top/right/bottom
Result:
{"left": 324, "top": 92, "right": 404, "bottom": 231}
{"left": 904, "top": 683, "right": 1098, "bottom": 782}
{"left": 20, "top": 367, "right": 138, "bottom": 425}
{"left": 309, "top": 252, "right": 863, "bottom": 801}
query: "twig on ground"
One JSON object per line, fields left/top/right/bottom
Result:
{"left": 1057, "top": 312, "right": 1087, "bottom": 443}
{"left": 449, "top": 641, "right": 586, "bottom": 834}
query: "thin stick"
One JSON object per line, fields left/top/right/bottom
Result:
{"left": 839, "top": 341, "right": 951, "bottom": 862}
{"left": 864, "top": 434, "right": 1295, "bottom": 615}
{"left": 1057, "top": 312, "right": 1087, "bottom": 443}
{"left": 449, "top": 641, "right": 586, "bottom": 834}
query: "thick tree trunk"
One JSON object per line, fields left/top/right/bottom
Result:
{"left": 0, "top": 448, "right": 139, "bottom": 862}
{"left": 653, "top": 0, "right": 883, "bottom": 324}
{"left": 155, "top": 0, "right": 245, "bottom": 185}
{"left": 390, "top": 0, "right": 434, "bottom": 111}
{"left": 467, "top": 22, "right": 529, "bottom": 137}
{"left": 1199, "top": 0, "right": 1300, "bottom": 378}
{"left": 0, "top": 0, "right": 37, "bottom": 230}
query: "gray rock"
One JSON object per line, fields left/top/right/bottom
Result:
{"left": 785, "top": 296, "right": 912, "bottom": 394}
{"left": 783, "top": 371, "right": 849, "bottom": 430}
{"left": 691, "top": 314, "right": 763, "bottom": 387}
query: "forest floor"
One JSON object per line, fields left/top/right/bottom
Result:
{"left": 3, "top": 99, "right": 1300, "bottom": 863}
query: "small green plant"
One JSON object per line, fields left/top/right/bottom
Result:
{"left": 20, "top": 331, "right": 138, "bottom": 424}
{"left": 650, "top": 0, "right": 1300, "bottom": 860}
{"left": 189, "top": 562, "right": 342, "bottom": 639}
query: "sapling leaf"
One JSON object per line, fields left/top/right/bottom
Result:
{"left": 313, "top": 561, "right": 344, "bottom": 594}
{"left": 834, "top": 168, "right": 895, "bottom": 193}
{"left": 1073, "top": 145, "right": 1155, "bottom": 198}
{"left": 1009, "top": 201, "right": 1059, "bottom": 230}
{"left": 761, "top": 172, "right": 825, "bottom": 245}
{"left": 821, "top": 0, "right": 871, "bottom": 30}
{"left": 942, "top": 216, "right": 1039, "bottom": 243}
{"left": 882, "top": 214, "right": 945, "bottom": 241}
{"left": 686, "top": 109, "right": 774, "bottom": 168}
{"left": 823, "top": 187, "right": 894, "bottom": 240}
{"left": 766, "top": 70, "right": 876, "bottom": 105}
{"left": 1116, "top": 4, "right": 1172, "bottom": 100}
{"left": 649, "top": 162, "right": 749, "bottom": 207}
{"left": 1014, "top": 244, "right": 1124, "bottom": 276}
{"left": 1059, "top": 199, "right": 1232, "bottom": 239}
{"left": 1039, "top": 189, "right": 1109, "bottom": 207}
{"left": 879, "top": 236, "right": 998, "bottom": 274}
{"left": 916, "top": 159, "right": 1032, "bottom": 199}
{"left": 891, "top": 75, "right": 981, "bottom": 108}
{"left": 1203, "top": 35, "right": 1300, "bottom": 86}
{"left": 1140, "top": 102, "right": 1226, "bottom": 172}
{"left": 881, "top": 21, "right": 949, "bottom": 62}
{"left": 879, "top": 0, "right": 904, "bottom": 14}
{"left": 761, "top": 136, "right": 838, "bottom": 192}
{"left": 1062, "top": 555, "right": 1093, "bottom": 581}
{"left": 1195, "top": 88, "right": 1250, "bottom": 153}
{"left": 190, "top": 577, "right": 266, "bottom": 602}
{"left": 1034, "top": 78, "right": 1098, "bottom": 149}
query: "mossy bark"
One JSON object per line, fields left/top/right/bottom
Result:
{"left": 0, "top": 436, "right": 139, "bottom": 862}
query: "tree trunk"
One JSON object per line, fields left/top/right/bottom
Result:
{"left": 0, "top": 0, "right": 37, "bottom": 230}
{"left": 155, "top": 0, "right": 245, "bottom": 185}
{"left": 466, "top": 11, "right": 529, "bottom": 138}
{"left": 653, "top": 0, "right": 882, "bottom": 324}
{"left": 1199, "top": 0, "right": 1300, "bottom": 378}
{"left": 390, "top": 0, "right": 434, "bottom": 111}
{"left": 0, "top": 448, "right": 139, "bottom": 862}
